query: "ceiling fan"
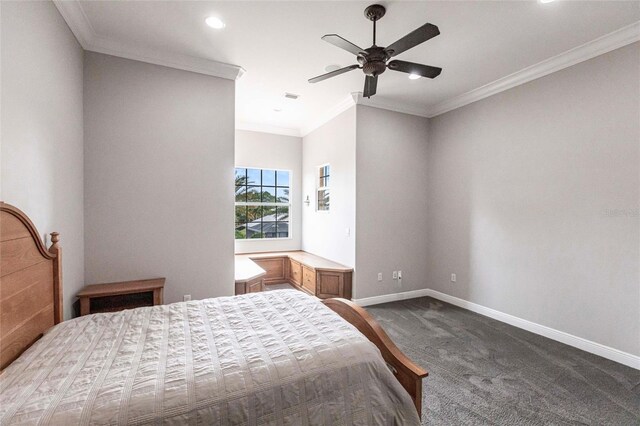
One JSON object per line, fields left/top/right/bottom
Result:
{"left": 308, "top": 4, "right": 442, "bottom": 98}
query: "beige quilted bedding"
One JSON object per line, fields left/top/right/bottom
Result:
{"left": 0, "top": 290, "right": 419, "bottom": 425}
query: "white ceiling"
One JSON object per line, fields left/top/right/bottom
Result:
{"left": 63, "top": 1, "right": 639, "bottom": 135}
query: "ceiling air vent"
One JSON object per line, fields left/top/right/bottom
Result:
{"left": 284, "top": 92, "right": 300, "bottom": 100}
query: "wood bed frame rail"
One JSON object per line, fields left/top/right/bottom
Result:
{"left": 323, "top": 297, "right": 428, "bottom": 416}
{"left": 0, "top": 202, "right": 63, "bottom": 371}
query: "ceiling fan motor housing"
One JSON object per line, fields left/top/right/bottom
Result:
{"left": 358, "top": 46, "right": 390, "bottom": 76}
{"left": 362, "top": 61, "right": 386, "bottom": 76}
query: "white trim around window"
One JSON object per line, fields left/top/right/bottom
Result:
{"left": 235, "top": 166, "right": 293, "bottom": 241}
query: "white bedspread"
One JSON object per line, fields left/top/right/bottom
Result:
{"left": 0, "top": 290, "right": 420, "bottom": 425}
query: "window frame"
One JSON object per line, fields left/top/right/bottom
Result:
{"left": 316, "top": 164, "right": 330, "bottom": 213}
{"left": 235, "top": 166, "right": 292, "bottom": 241}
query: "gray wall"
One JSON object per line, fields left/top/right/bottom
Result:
{"left": 302, "top": 107, "right": 356, "bottom": 268}
{"left": 84, "top": 52, "right": 235, "bottom": 304}
{"left": 1, "top": 1, "right": 84, "bottom": 319}
{"left": 355, "top": 106, "right": 430, "bottom": 299}
{"left": 427, "top": 43, "right": 640, "bottom": 356}
{"left": 235, "top": 130, "right": 302, "bottom": 253}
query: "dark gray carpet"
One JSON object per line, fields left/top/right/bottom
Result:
{"left": 366, "top": 297, "right": 640, "bottom": 425}
{"left": 265, "top": 283, "right": 297, "bottom": 291}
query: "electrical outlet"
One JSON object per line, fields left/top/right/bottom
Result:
{"left": 450, "top": 273, "right": 456, "bottom": 283}
{"left": 183, "top": 294, "right": 192, "bottom": 301}
{"left": 377, "top": 272, "right": 383, "bottom": 281}
{"left": 392, "top": 271, "right": 398, "bottom": 280}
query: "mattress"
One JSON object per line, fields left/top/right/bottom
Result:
{"left": 0, "top": 290, "right": 420, "bottom": 425}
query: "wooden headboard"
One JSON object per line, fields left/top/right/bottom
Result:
{"left": 0, "top": 202, "right": 62, "bottom": 370}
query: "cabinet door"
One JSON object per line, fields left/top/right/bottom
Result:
{"left": 289, "top": 260, "right": 302, "bottom": 286}
{"left": 302, "top": 266, "right": 316, "bottom": 294}
{"left": 316, "top": 271, "right": 344, "bottom": 299}
{"left": 253, "top": 258, "right": 286, "bottom": 284}
{"left": 247, "top": 278, "right": 263, "bottom": 293}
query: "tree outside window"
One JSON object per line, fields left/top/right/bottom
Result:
{"left": 235, "top": 168, "right": 290, "bottom": 239}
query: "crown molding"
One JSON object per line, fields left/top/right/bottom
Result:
{"left": 86, "top": 37, "right": 245, "bottom": 81}
{"left": 236, "top": 122, "right": 301, "bottom": 138}
{"left": 53, "top": 0, "right": 244, "bottom": 81}
{"left": 305, "top": 21, "right": 640, "bottom": 126}
{"left": 427, "top": 21, "right": 640, "bottom": 117}
{"left": 299, "top": 94, "right": 356, "bottom": 137}
{"left": 53, "top": 1, "right": 638, "bottom": 124}
{"left": 53, "top": 0, "right": 95, "bottom": 47}
{"left": 352, "top": 92, "right": 430, "bottom": 118}
{"left": 301, "top": 18, "right": 639, "bottom": 133}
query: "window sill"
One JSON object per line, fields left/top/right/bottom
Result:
{"left": 235, "top": 237, "right": 293, "bottom": 242}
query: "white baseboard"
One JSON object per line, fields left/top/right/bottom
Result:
{"left": 354, "top": 288, "right": 640, "bottom": 370}
{"left": 353, "top": 289, "right": 432, "bottom": 307}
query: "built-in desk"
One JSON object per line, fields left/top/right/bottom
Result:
{"left": 235, "top": 251, "right": 353, "bottom": 299}
{"left": 234, "top": 257, "right": 267, "bottom": 295}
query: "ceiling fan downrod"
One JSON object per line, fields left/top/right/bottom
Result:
{"left": 364, "top": 4, "right": 386, "bottom": 46}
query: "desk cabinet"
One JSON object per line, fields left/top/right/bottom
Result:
{"left": 235, "top": 277, "right": 264, "bottom": 295}
{"left": 235, "top": 252, "right": 352, "bottom": 300}
{"left": 317, "top": 271, "right": 350, "bottom": 299}
{"left": 252, "top": 257, "right": 287, "bottom": 285}
{"left": 302, "top": 266, "right": 316, "bottom": 294}
{"left": 289, "top": 259, "right": 302, "bottom": 286}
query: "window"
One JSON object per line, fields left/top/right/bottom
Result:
{"left": 235, "top": 168, "right": 290, "bottom": 239}
{"left": 317, "top": 164, "right": 330, "bottom": 211}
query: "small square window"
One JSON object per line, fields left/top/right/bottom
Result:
{"left": 317, "top": 165, "right": 330, "bottom": 211}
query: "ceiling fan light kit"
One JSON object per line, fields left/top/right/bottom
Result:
{"left": 309, "top": 4, "right": 442, "bottom": 98}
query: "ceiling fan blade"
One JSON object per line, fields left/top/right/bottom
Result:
{"left": 363, "top": 75, "right": 378, "bottom": 98}
{"left": 321, "top": 34, "right": 366, "bottom": 56}
{"left": 385, "top": 23, "right": 440, "bottom": 57}
{"left": 388, "top": 60, "right": 442, "bottom": 79}
{"left": 308, "top": 64, "right": 360, "bottom": 83}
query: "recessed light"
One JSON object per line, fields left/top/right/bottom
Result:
{"left": 205, "top": 16, "right": 225, "bottom": 29}
{"left": 273, "top": 107, "right": 283, "bottom": 112}
{"left": 539, "top": 0, "right": 555, "bottom": 3}
{"left": 408, "top": 73, "right": 421, "bottom": 80}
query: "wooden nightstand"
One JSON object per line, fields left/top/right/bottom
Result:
{"left": 77, "top": 278, "right": 165, "bottom": 316}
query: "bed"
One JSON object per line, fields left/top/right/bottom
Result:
{"left": 0, "top": 202, "right": 427, "bottom": 425}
